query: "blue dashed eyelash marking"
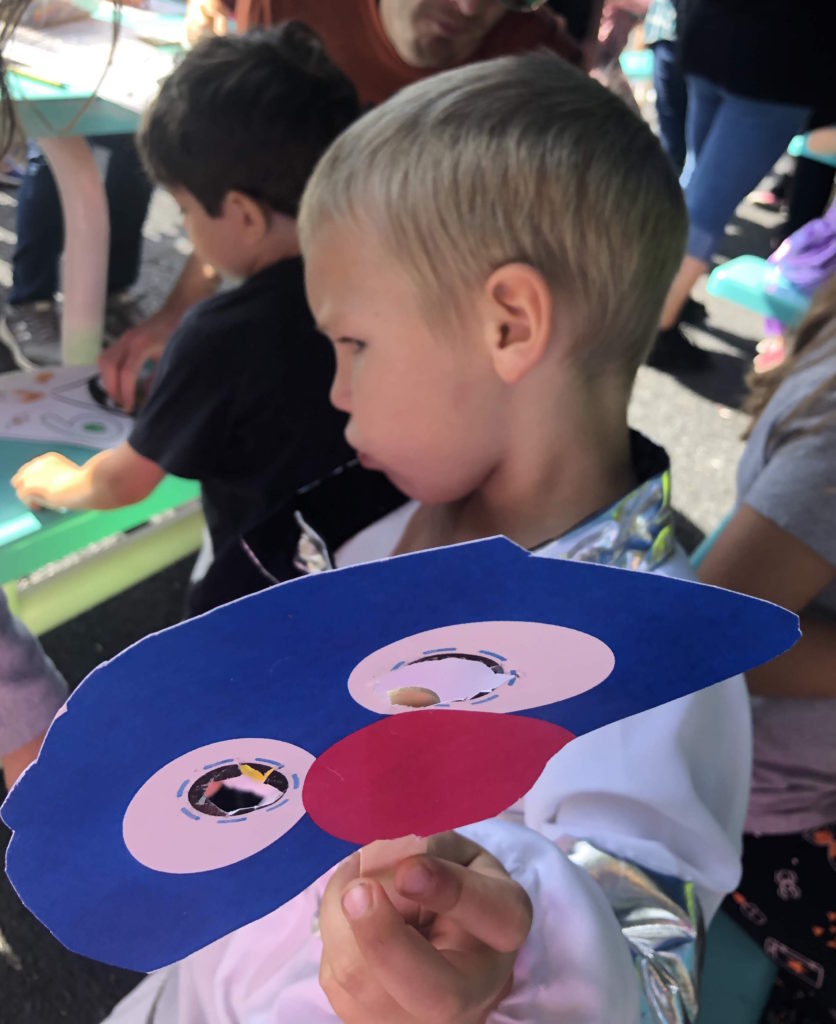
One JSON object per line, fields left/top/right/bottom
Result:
{"left": 256, "top": 759, "right": 284, "bottom": 769}
{"left": 217, "top": 817, "right": 248, "bottom": 825}
{"left": 471, "top": 693, "right": 500, "bottom": 705}
{"left": 391, "top": 661, "right": 406, "bottom": 671}
{"left": 422, "top": 647, "right": 457, "bottom": 655}
{"left": 180, "top": 808, "right": 200, "bottom": 821}
{"left": 202, "top": 759, "right": 235, "bottom": 770}
{"left": 266, "top": 799, "right": 290, "bottom": 812}
{"left": 478, "top": 649, "right": 506, "bottom": 662}
{"left": 177, "top": 779, "right": 190, "bottom": 798}
{"left": 292, "top": 774, "right": 300, "bottom": 790}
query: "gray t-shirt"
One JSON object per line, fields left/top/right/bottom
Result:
{"left": 0, "top": 590, "right": 67, "bottom": 757}
{"left": 737, "top": 326, "right": 836, "bottom": 834}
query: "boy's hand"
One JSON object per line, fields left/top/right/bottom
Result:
{"left": 12, "top": 453, "right": 83, "bottom": 510}
{"left": 98, "top": 312, "right": 172, "bottom": 413}
{"left": 319, "top": 832, "right": 532, "bottom": 1024}
{"left": 184, "top": 0, "right": 229, "bottom": 46}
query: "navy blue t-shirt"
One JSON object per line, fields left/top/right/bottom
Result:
{"left": 129, "top": 258, "right": 351, "bottom": 569}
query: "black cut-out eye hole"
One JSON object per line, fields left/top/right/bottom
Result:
{"left": 187, "top": 763, "right": 289, "bottom": 817}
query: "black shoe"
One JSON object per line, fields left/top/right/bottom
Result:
{"left": 681, "top": 296, "right": 707, "bottom": 324}
{"left": 646, "top": 325, "right": 712, "bottom": 372}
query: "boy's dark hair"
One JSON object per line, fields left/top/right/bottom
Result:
{"left": 138, "top": 22, "right": 359, "bottom": 217}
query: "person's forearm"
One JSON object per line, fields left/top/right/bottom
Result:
{"left": 159, "top": 253, "right": 220, "bottom": 322}
{"left": 42, "top": 451, "right": 144, "bottom": 510}
{"left": 745, "top": 614, "right": 836, "bottom": 698}
{"left": 15, "top": 444, "right": 165, "bottom": 511}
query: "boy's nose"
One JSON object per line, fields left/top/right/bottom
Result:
{"left": 329, "top": 371, "right": 351, "bottom": 414}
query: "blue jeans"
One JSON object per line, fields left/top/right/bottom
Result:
{"left": 9, "top": 134, "right": 154, "bottom": 306}
{"left": 680, "top": 75, "right": 809, "bottom": 263}
{"left": 651, "top": 40, "right": 687, "bottom": 175}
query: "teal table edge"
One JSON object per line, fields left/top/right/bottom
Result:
{"left": 1, "top": 473, "right": 201, "bottom": 583}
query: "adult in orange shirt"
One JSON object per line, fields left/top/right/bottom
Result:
{"left": 100, "top": 0, "right": 581, "bottom": 410}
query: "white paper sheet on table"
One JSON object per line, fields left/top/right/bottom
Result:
{"left": 6, "top": 12, "right": 177, "bottom": 113}
{"left": 0, "top": 366, "right": 131, "bottom": 450}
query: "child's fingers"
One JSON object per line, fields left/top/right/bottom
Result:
{"left": 340, "top": 877, "right": 505, "bottom": 1022}
{"left": 97, "top": 346, "right": 120, "bottom": 405}
{"left": 319, "top": 946, "right": 404, "bottom": 1022}
{"left": 14, "top": 481, "right": 47, "bottom": 510}
{"left": 11, "top": 456, "right": 41, "bottom": 487}
{"left": 394, "top": 853, "right": 532, "bottom": 954}
{"left": 11, "top": 468, "right": 40, "bottom": 507}
{"left": 114, "top": 346, "right": 148, "bottom": 414}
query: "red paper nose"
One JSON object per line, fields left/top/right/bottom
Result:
{"left": 303, "top": 709, "right": 574, "bottom": 844}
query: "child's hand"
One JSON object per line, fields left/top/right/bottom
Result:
{"left": 319, "top": 832, "right": 532, "bottom": 1024}
{"left": 12, "top": 453, "right": 82, "bottom": 510}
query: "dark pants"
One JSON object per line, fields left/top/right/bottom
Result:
{"left": 9, "top": 134, "right": 153, "bottom": 306}
{"left": 724, "top": 824, "right": 836, "bottom": 1023}
{"left": 651, "top": 39, "right": 688, "bottom": 176}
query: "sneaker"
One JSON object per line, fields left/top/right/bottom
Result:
{"left": 646, "top": 324, "right": 712, "bottom": 372}
{"left": 105, "top": 289, "right": 146, "bottom": 342}
{"left": 0, "top": 300, "right": 61, "bottom": 369}
{"left": 681, "top": 296, "right": 707, "bottom": 324}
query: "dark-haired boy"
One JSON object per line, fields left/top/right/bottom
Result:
{"left": 12, "top": 24, "right": 358, "bottom": 614}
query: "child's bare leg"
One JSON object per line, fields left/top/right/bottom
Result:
{"left": 660, "top": 255, "right": 709, "bottom": 330}
{"left": 805, "top": 126, "right": 836, "bottom": 156}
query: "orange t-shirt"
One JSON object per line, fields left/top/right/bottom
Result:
{"left": 235, "top": 0, "right": 581, "bottom": 106}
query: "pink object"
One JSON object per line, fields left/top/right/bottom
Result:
{"left": 123, "top": 738, "right": 315, "bottom": 874}
{"left": 348, "top": 620, "right": 615, "bottom": 716}
{"left": 304, "top": 710, "right": 575, "bottom": 844}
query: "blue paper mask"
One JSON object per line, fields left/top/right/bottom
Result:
{"left": 2, "top": 538, "right": 798, "bottom": 970}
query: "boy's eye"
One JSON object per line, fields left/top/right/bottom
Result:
{"left": 337, "top": 337, "right": 366, "bottom": 353}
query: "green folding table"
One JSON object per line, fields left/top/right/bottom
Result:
{"left": 1, "top": 438, "right": 203, "bottom": 635}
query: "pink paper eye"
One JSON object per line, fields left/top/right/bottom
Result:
{"left": 123, "top": 738, "right": 315, "bottom": 874}
{"left": 347, "top": 621, "right": 615, "bottom": 715}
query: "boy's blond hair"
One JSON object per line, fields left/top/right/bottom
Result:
{"left": 299, "top": 52, "right": 687, "bottom": 376}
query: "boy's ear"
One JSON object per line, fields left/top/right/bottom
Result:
{"left": 482, "top": 263, "right": 553, "bottom": 384}
{"left": 222, "top": 189, "right": 269, "bottom": 240}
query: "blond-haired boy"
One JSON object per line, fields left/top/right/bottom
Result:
{"left": 103, "top": 53, "right": 750, "bottom": 1024}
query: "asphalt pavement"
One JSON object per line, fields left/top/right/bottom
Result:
{"left": 0, "top": 167, "right": 784, "bottom": 1022}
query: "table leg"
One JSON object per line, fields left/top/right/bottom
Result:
{"left": 37, "top": 136, "right": 109, "bottom": 366}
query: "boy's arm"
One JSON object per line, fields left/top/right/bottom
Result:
{"left": 12, "top": 443, "right": 165, "bottom": 512}
{"left": 99, "top": 254, "right": 220, "bottom": 413}
{"left": 698, "top": 503, "right": 836, "bottom": 698}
